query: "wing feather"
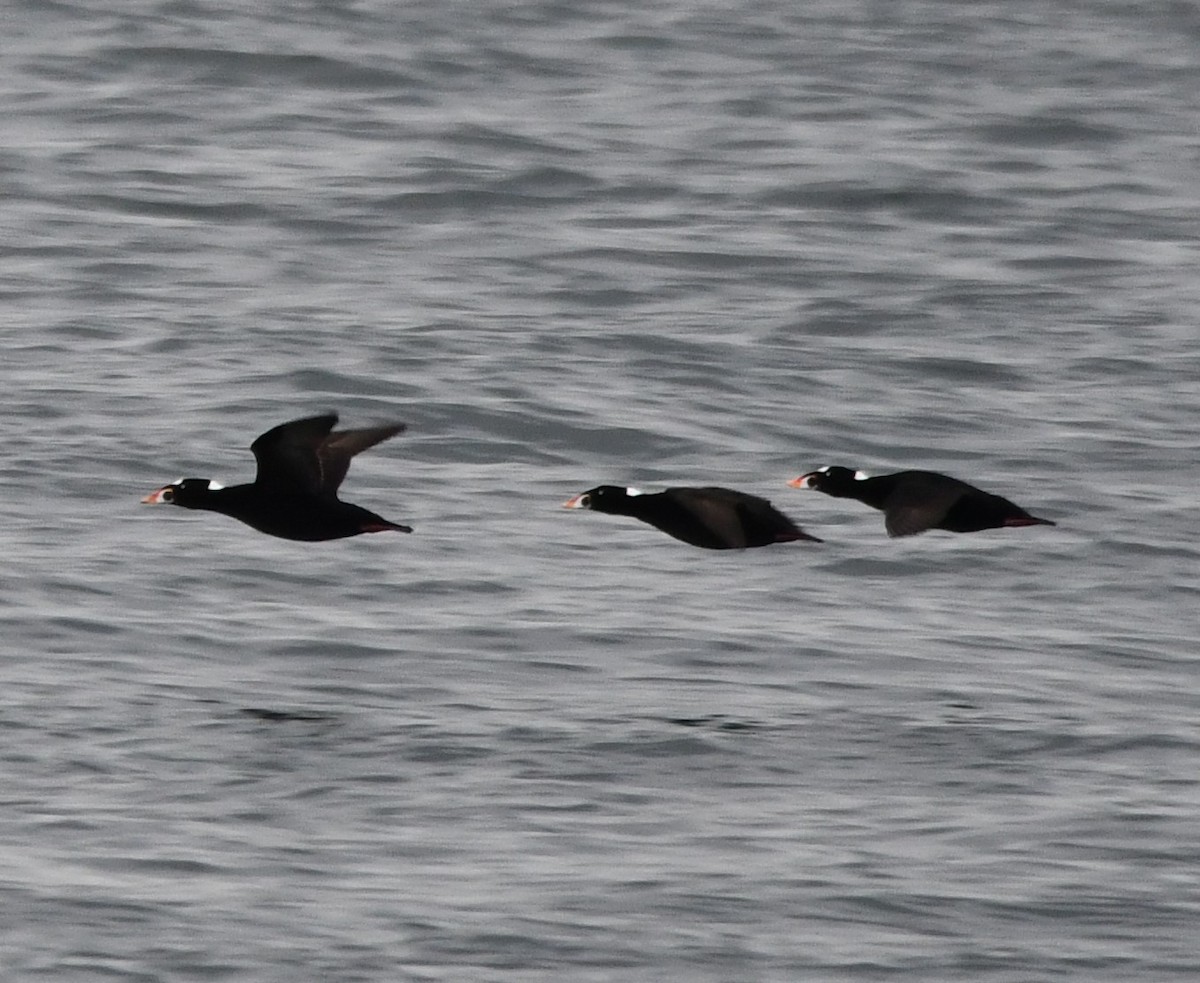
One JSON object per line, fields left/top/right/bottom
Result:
{"left": 250, "top": 414, "right": 405, "bottom": 496}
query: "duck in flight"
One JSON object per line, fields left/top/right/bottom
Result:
{"left": 789, "top": 466, "right": 1055, "bottom": 537}
{"left": 563, "top": 484, "right": 822, "bottom": 549}
{"left": 142, "top": 413, "right": 412, "bottom": 541}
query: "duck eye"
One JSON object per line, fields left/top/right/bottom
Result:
{"left": 162, "top": 488, "right": 174, "bottom": 502}
{"left": 580, "top": 494, "right": 591, "bottom": 507}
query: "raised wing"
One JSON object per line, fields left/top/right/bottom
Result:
{"left": 317, "top": 423, "right": 407, "bottom": 494}
{"left": 250, "top": 414, "right": 406, "bottom": 496}
{"left": 250, "top": 414, "right": 339, "bottom": 494}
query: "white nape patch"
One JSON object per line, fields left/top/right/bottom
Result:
{"left": 624, "top": 487, "right": 645, "bottom": 496}
{"left": 207, "top": 480, "right": 225, "bottom": 490}
{"left": 853, "top": 470, "right": 869, "bottom": 481}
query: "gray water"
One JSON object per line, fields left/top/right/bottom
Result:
{"left": 3, "top": 1, "right": 1200, "bottom": 980}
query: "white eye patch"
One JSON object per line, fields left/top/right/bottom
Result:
{"left": 853, "top": 471, "right": 869, "bottom": 481}
{"left": 624, "top": 487, "right": 645, "bottom": 496}
{"left": 207, "top": 480, "right": 225, "bottom": 490}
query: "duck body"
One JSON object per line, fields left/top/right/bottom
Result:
{"left": 142, "top": 414, "right": 411, "bottom": 541}
{"left": 564, "top": 485, "right": 821, "bottom": 549}
{"left": 790, "top": 466, "right": 1055, "bottom": 538}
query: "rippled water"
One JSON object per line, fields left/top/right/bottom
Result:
{"left": 4, "top": 1, "right": 1200, "bottom": 980}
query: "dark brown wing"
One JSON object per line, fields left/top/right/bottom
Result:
{"left": 659, "top": 487, "right": 819, "bottom": 549}
{"left": 664, "top": 488, "right": 751, "bottom": 549}
{"left": 883, "top": 472, "right": 971, "bottom": 537}
{"left": 250, "top": 414, "right": 339, "bottom": 494}
{"left": 250, "top": 414, "right": 406, "bottom": 496}
{"left": 317, "top": 423, "right": 406, "bottom": 495}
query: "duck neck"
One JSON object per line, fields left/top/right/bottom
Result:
{"left": 846, "top": 474, "right": 896, "bottom": 511}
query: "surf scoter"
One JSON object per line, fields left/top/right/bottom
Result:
{"left": 142, "top": 413, "right": 412, "bottom": 541}
{"left": 789, "top": 466, "right": 1055, "bottom": 537}
{"left": 563, "top": 485, "right": 822, "bottom": 549}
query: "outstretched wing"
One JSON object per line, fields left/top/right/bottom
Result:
{"left": 317, "top": 423, "right": 406, "bottom": 494}
{"left": 251, "top": 414, "right": 339, "bottom": 494}
{"left": 251, "top": 414, "right": 406, "bottom": 496}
